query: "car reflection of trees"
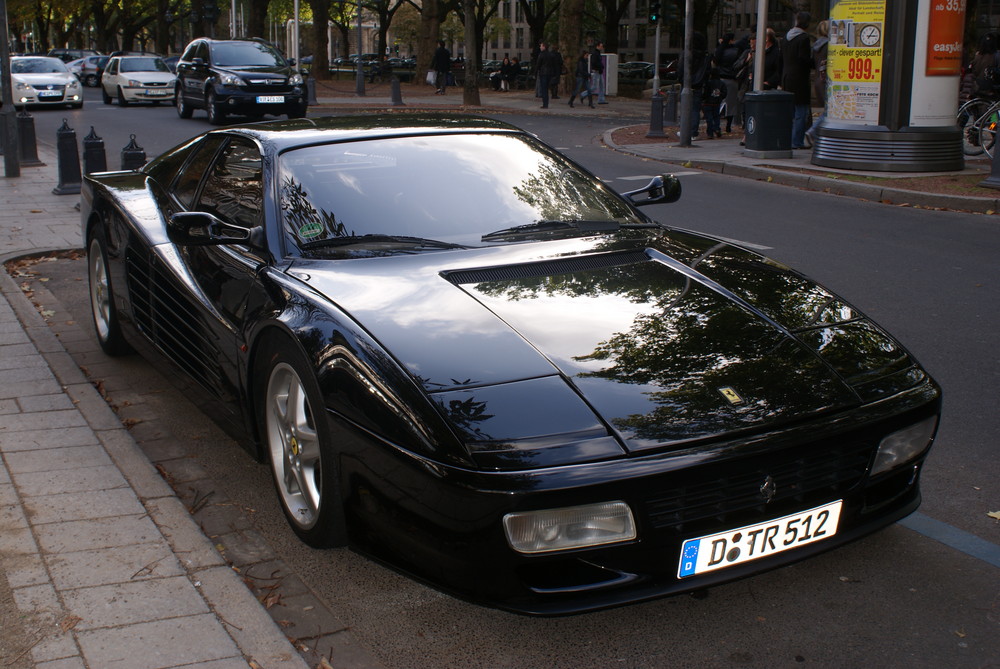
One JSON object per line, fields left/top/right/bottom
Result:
{"left": 471, "top": 235, "right": 881, "bottom": 442}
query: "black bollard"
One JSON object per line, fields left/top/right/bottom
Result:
{"left": 306, "top": 76, "right": 318, "bottom": 105}
{"left": 83, "top": 126, "right": 107, "bottom": 174}
{"left": 120, "top": 134, "right": 146, "bottom": 171}
{"left": 17, "top": 110, "right": 43, "bottom": 167}
{"left": 52, "top": 119, "right": 81, "bottom": 195}
{"left": 647, "top": 92, "right": 665, "bottom": 138}
{"left": 664, "top": 86, "right": 678, "bottom": 126}
{"left": 390, "top": 75, "right": 405, "bottom": 107}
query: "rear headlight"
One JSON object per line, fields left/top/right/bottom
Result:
{"left": 503, "top": 501, "right": 637, "bottom": 554}
{"left": 871, "top": 416, "right": 937, "bottom": 476}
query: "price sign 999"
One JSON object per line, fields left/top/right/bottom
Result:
{"left": 848, "top": 57, "right": 875, "bottom": 80}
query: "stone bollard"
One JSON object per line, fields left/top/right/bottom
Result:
{"left": 120, "top": 134, "right": 146, "bottom": 170}
{"left": 83, "top": 126, "right": 107, "bottom": 174}
{"left": 17, "top": 111, "right": 43, "bottom": 167}
{"left": 52, "top": 119, "right": 82, "bottom": 195}
{"left": 390, "top": 75, "right": 405, "bottom": 107}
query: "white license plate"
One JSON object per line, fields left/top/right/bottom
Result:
{"left": 38, "top": 90, "right": 61, "bottom": 97}
{"left": 256, "top": 95, "right": 284, "bottom": 103}
{"left": 677, "top": 500, "right": 842, "bottom": 578}
{"left": 146, "top": 89, "right": 170, "bottom": 96}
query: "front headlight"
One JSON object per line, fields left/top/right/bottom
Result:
{"left": 289, "top": 73, "right": 303, "bottom": 85}
{"left": 503, "top": 501, "right": 637, "bottom": 554}
{"left": 219, "top": 73, "right": 245, "bottom": 87}
{"left": 14, "top": 82, "right": 29, "bottom": 91}
{"left": 127, "top": 79, "right": 142, "bottom": 88}
{"left": 871, "top": 416, "right": 938, "bottom": 476}
{"left": 67, "top": 79, "right": 80, "bottom": 89}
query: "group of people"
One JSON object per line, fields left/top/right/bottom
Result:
{"left": 681, "top": 12, "right": 829, "bottom": 149}
{"left": 536, "top": 41, "right": 608, "bottom": 110}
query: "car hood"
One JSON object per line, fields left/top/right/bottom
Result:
{"left": 291, "top": 232, "right": 922, "bottom": 453}
{"left": 216, "top": 65, "right": 291, "bottom": 79}
{"left": 14, "top": 73, "right": 74, "bottom": 86}
{"left": 120, "top": 72, "right": 175, "bottom": 83}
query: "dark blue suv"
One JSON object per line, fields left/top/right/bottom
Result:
{"left": 175, "top": 38, "right": 307, "bottom": 124}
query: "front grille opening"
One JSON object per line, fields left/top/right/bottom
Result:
{"left": 517, "top": 559, "right": 637, "bottom": 594}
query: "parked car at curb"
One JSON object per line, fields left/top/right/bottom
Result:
{"left": 101, "top": 55, "right": 176, "bottom": 106}
{"left": 67, "top": 54, "right": 110, "bottom": 86}
{"left": 174, "top": 37, "right": 307, "bottom": 124}
{"left": 82, "top": 114, "right": 941, "bottom": 615}
{"left": 10, "top": 56, "right": 83, "bottom": 108}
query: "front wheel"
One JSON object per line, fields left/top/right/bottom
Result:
{"left": 258, "top": 338, "right": 346, "bottom": 547}
{"left": 87, "top": 231, "right": 131, "bottom": 356}
{"left": 84, "top": 74, "right": 98, "bottom": 87}
{"left": 176, "top": 87, "right": 192, "bottom": 118}
{"left": 117, "top": 86, "right": 129, "bottom": 107}
{"left": 958, "top": 99, "right": 991, "bottom": 156}
{"left": 206, "top": 89, "right": 226, "bottom": 125}
{"left": 101, "top": 86, "right": 112, "bottom": 105}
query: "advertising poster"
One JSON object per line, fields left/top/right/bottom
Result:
{"left": 827, "top": 0, "right": 887, "bottom": 124}
{"left": 910, "top": 0, "right": 965, "bottom": 125}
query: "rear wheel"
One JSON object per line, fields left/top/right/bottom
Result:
{"left": 258, "top": 337, "right": 346, "bottom": 548}
{"left": 84, "top": 74, "right": 97, "bottom": 87}
{"left": 87, "top": 231, "right": 131, "bottom": 356}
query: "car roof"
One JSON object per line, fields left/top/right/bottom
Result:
{"left": 208, "top": 114, "right": 526, "bottom": 154}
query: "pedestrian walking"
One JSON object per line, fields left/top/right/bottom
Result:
{"left": 432, "top": 40, "right": 451, "bottom": 95}
{"left": 590, "top": 41, "right": 607, "bottom": 104}
{"left": 783, "top": 12, "right": 814, "bottom": 149}
{"left": 568, "top": 50, "right": 594, "bottom": 108}
{"left": 535, "top": 42, "right": 559, "bottom": 108}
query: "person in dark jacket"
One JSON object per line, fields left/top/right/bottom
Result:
{"left": 714, "top": 32, "right": 740, "bottom": 133}
{"left": 677, "top": 31, "right": 711, "bottom": 141}
{"left": 548, "top": 45, "right": 564, "bottom": 100}
{"left": 762, "top": 28, "right": 783, "bottom": 90}
{"left": 568, "top": 50, "right": 593, "bottom": 108}
{"left": 431, "top": 40, "right": 451, "bottom": 95}
{"left": 782, "top": 11, "right": 813, "bottom": 149}
{"left": 589, "top": 41, "right": 607, "bottom": 103}
{"left": 535, "top": 42, "right": 559, "bottom": 108}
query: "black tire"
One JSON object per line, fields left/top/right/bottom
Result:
{"left": 176, "top": 86, "right": 192, "bottom": 118}
{"left": 84, "top": 74, "right": 98, "bottom": 87}
{"left": 257, "top": 336, "right": 346, "bottom": 548}
{"left": 101, "top": 86, "right": 112, "bottom": 105}
{"left": 206, "top": 89, "right": 226, "bottom": 125}
{"left": 287, "top": 105, "right": 307, "bottom": 120}
{"left": 117, "top": 86, "right": 129, "bottom": 106}
{"left": 87, "top": 230, "right": 131, "bottom": 356}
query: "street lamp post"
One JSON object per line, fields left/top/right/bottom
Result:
{"left": 0, "top": 0, "right": 20, "bottom": 177}
{"left": 355, "top": 1, "right": 365, "bottom": 95}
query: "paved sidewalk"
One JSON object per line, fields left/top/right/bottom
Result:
{"left": 0, "top": 88, "right": 994, "bottom": 669}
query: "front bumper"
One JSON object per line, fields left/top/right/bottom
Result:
{"left": 342, "top": 379, "right": 941, "bottom": 615}
{"left": 121, "top": 85, "right": 174, "bottom": 102}
{"left": 16, "top": 89, "right": 82, "bottom": 106}
{"left": 213, "top": 85, "right": 307, "bottom": 115}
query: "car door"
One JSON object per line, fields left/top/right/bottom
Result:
{"left": 177, "top": 40, "right": 210, "bottom": 106}
{"left": 102, "top": 57, "right": 119, "bottom": 95}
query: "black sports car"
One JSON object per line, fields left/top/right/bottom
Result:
{"left": 82, "top": 115, "right": 941, "bottom": 615}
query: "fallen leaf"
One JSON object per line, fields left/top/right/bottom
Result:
{"left": 955, "top": 630, "right": 967, "bottom": 638}
{"left": 60, "top": 615, "right": 82, "bottom": 632}
{"left": 987, "top": 510, "right": 1000, "bottom": 520}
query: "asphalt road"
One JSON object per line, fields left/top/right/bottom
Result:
{"left": 15, "top": 88, "right": 1000, "bottom": 667}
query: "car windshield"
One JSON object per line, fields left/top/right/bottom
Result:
{"left": 12, "top": 58, "right": 68, "bottom": 74}
{"left": 120, "top": 57, "right": 170, "bottom": 73}
{"left": 277, "top": 133, "right": 645, "bottom": 254}
{"left": 211, "top": 42, "right": 285, "bottom": 67}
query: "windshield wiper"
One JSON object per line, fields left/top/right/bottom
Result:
{"left": 301, "top": 234, "right": 468, "bottom": 250}
{"left": 481, "top": 219, "right": 626, "bottom": 242}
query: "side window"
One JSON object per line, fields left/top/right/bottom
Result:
{"left": 106, "top": 59, "right": 118, "bottom": 75}
{"left": 181, "top": 42, "right": 198, "bottom": 61}
{"left": 172, "top": 135, "right": 225, "bottom": 209}
{"left": 196, "top": 42, "right": 210, "bottom": 63}
{"left": 197, "top": 139, "right": 263, "bottom": 228}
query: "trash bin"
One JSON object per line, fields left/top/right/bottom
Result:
{"left": 744, "top": 90, "right": 794, "bottom": 157}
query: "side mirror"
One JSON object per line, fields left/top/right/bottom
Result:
{"left": 192, "top": 57, "right": 205, "bottom": 66}
{"left": 168, "top": 211, "right": 262, "bottom": 247}
{"left": 623, "top": 174, "right": 681, "bottom": 206}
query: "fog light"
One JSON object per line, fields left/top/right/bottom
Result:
{"left": 871, "top": 416, "right": 937, "bottom": 476}
{"left": 503, "top": 501, "right": 636, "bottom": 554}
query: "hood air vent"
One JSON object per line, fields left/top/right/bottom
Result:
{"left": 444, "top": 249, "right": 650, "bottom": 285}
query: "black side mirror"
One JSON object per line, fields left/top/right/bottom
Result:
{"left": 623, "top": 174, "right": 682, "bottom": 206}
{"left": 192, "top": 57, "right": 205, "bottom": 66}
{"left": 168, "top": 211, "right": 262, "bottom": 247}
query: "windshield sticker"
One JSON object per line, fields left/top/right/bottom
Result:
{"left": 298, "top": 222, "right": 324, "bottom": 238}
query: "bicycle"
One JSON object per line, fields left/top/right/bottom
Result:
{"left": 957, "top": 97, "right": 994, "bottom": 155}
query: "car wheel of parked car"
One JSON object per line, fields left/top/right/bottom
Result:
{"left": 101, "top": 86, "right": 111, "bottom": 105}
{"left": 84, "top": 74, "right": 98, "bottom": 87}
{"left": 117, "top": 86, "right": 129, "bottom": 107}
{"left": 287, "top": 105, "right": 307, "bottom": 120}
{"left": 206, "top": 89, "right": 226, "bottom": 125}
{"left": 176, "top": 87, "right": 192, "bottom": 118}
{"left": 258, "top": 336, "right": 346, "bottom": 548}
{"left": 87, "top": 230, "right": 131, "bottom": 356}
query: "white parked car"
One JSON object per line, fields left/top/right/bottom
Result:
{"left": 67, "top": 54, "right": 109, "bottom": 86}
{"left": 101, "top": 55, "right": 176, "bottom": 106}
{"left": 10, "top": 56, "right": 83, "bottom": 108}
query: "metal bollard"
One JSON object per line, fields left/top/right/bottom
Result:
{"left": 390, "top": 75, "right": 405, "bottom": 107}
{"left": 647, "top": 92, "right": 665, "bottom": 138}
{"left": 17, "top": 110, "right": 43, "bottom": 167}
{"left": 52, "top": 119, "right": 82, "bottom": 195}
{"left": 664, "top": 87, "right": 678, "bottom": 126}
{"left": 306, "top": 76, "right": 318, "bottom": 105}
{"left": 83, "top": 126, "right": 107, "bottom": 174}
{"left": 120, "top": 134, "right": 146, "bottom": 170}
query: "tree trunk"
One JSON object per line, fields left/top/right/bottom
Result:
{"left": 246, "top": 0, "right": 271, "bottom": 40}
{"left": 308, "top": 0, "right": 331, "bottom": 79}
{"left": 416, "top": 0, "right": 441, "bottom": 84}
{"left": 559, "top": 0, "right": 584, "bottom": 96}
{"left": 463, "top": 0, "right": 481, "bottom": 105}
